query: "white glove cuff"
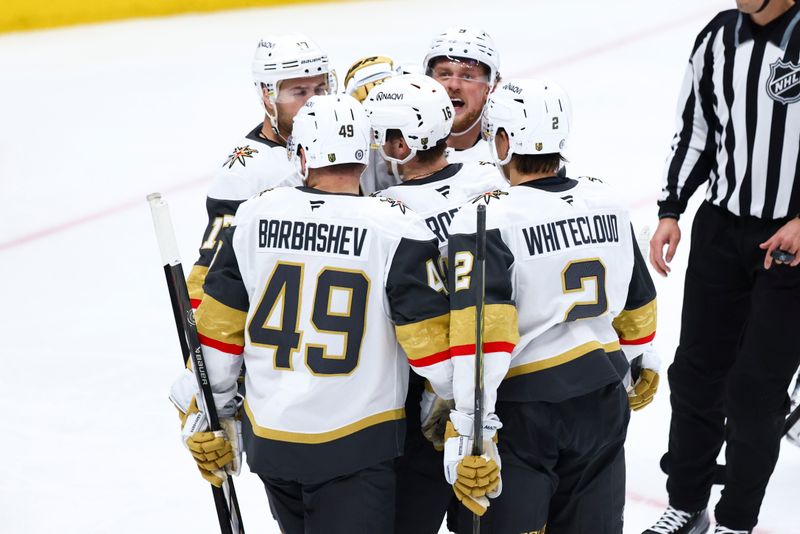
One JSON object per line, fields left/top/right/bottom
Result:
{"left": 449, "top": 411, "right": 502, "bottom": 440}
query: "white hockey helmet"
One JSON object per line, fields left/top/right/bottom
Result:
{"left": 363, "top": 74, "right": 454, "bottom": 165}
{"left": 251, "top": 35, "right": 336, "bottom": 133}
{"left": 423, "top": 27, "right": 500, "bottom": 85}
{"left": 344, "top": 55, "right": 396, "bottom": 103}
{"left": 482, "top": 78, "right": 572, "bottom": 166}
{"left": 288, "top": 94, "right": 371, "bottom": 179}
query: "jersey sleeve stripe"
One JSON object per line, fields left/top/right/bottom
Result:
{"left": 187, "top": 264, "right": 209, "bottom": 309}
{"left": 198, "top": 333, "right": 244, "bottom": 355}
{"left": 619, "top": 331, "right": 656, "bottom": 346}
{"left": 450, "top": 304, "right": 520, "bottom": 350}
{"left": 450, "top": 341, "right": 517, "bottom": 357}
{"left": 395, "top": 314, "right": 450, "bottom": 363}
{"left": 506, "top": 340, "right": 621, "bottom": 378}
{"left": 407, "top": 348, "right": 451, "bottom": 368}
{"left": 196, "top": 293, "right": 246, "bottom": 354}
{"left": 611, "top": 300, "right": 657, "bottom": 343}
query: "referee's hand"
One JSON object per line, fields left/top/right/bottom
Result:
{"left": 759, "top": 217, "right": 800, "bottom": 269}
{"left": 649, "top": 217, "right": 681, "bottom": 277}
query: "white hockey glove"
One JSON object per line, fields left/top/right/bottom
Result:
{"left": 170, "top": 370, "right": 242, "bottom": 487}
{"left": 420, "top": 388, "right": 455, "bottom": 451}
{"left": 443, "top": 411, "right": 502, "bottom": 517}
{"left": 624, "top": 346, "right": 661, "bottom": 411}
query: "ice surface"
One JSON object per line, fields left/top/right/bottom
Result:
{"left": 1, "top": 1, "right": 797, "bottom": 532}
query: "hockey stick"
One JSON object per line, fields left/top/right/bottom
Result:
{"left": 472, "top": 204, "right": 487, "bottom": 534}
{"left": 147, "top": 193, "right": 245, "bottom": 534}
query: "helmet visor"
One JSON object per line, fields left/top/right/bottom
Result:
{"left": 427, "top": 57, "right": 490, "bottom": 85}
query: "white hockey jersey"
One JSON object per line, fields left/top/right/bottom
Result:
{"left": 445, "top": 137, "right": 491, "bottom": 164}
{"left": 448, "top": 176, "right": 657, "bottom": 417}
{"left": 195, "top": 186, "right": 451, "bottom": 482}
{"left": 186, "top": 123, "right": 302, "bottom": 307}
{"left": 373, "top": 162, "right": 507, "bottom": 247}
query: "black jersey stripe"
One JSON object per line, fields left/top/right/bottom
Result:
{"left": 738, "top": 37, "right": 767, "bottom": 217}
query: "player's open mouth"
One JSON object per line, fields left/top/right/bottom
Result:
{"left": 451, "top": 98, "right": 465, "bottom": 112}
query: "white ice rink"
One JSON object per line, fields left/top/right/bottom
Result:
{"left": 1, "top": 0, "right": 798, "bottom": 532}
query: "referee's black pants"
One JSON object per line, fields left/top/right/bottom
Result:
{"left": 666, "top": 202, "right": 800, "bottom": 530}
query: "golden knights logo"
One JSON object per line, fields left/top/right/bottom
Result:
{"left": 767, "top": 59, "right": 800, "bottom": 104}
{"left": 472, "top": 189, "right": 509, "bottom": 205}
{"left": 224, "top": 145, "right": 259, "bottom": 169}
{"left": 378, "top": 197, "right": 407, "bottom": 213}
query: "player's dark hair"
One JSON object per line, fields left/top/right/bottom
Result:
{"left": 386, "top": 129, "right": 449, "bottom": 164}
{"left": 511, "top": 153, "right": 567, "bottom": 175}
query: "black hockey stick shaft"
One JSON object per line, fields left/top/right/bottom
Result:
{"left": 473, "top": 204, "right": 487, "bottom": 534}
{"left": 148, "top": 193, "right": 244, "bottom": 534}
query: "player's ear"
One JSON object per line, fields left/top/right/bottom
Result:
{"left": 385, "top": 135, "right": 411, "bottom": 161}
{"left": 495, "top": 129, "right": 510, "bottom": 161}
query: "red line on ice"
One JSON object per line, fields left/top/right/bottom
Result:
{"left": 0, "top": 3, "right": 725, "bottom": 252}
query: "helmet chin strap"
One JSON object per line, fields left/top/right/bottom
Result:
{"left": 756, "top": 0, "right": 771, "bottom": 13}
{"left": 487, "top": 133, "right": 513, "bottom": 183}
{"left": 449, "top": 114, "right": 482, "bottom": 137}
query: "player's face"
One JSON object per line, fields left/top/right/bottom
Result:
{"left": 429, "top": 58, "right": 491, "bottom": 133}
{"left": 275, "top": 74, "right": 329, "bottom": 135}
{"left": 735, "top": 0, "right": 768, "bottom": 13}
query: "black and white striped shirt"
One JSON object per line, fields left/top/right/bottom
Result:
{"left": 659, "top": 5, "right": 800, "bottom": 220}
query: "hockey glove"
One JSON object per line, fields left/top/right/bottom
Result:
{"left": 626, "top": 347, "right": 661, "bottom": 411}
{"left": 344, "top": 55, "right": 395, "bottom": 103}
{"left": 170, "top": 370, "right": 242, "bottom": 488}
{"left": 443, "top": 411, "right": 502, "bottom": 516}
{"left": 420, "top": 387, "right": 455, "bottom": 451}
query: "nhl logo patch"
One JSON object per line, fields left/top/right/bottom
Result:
{"left": 767, "top": 59, "right": 800, "bottom": 104}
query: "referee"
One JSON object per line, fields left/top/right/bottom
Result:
{"left": 645, "top": 1, "right": 800, "bottom": 534}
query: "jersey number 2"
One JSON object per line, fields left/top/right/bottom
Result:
{"left": 562, "top": 258, "right": 607, "bottom": 321}
{"left": 248, "top": 262, "right": 369, "bottom": 375}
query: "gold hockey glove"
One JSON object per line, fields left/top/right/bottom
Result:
{"left": 623, "top": 346, "right": 661, "bottom": 411}
{"left": 420, "top": 387, "right": 455, "bottom": 451}
{"left": 344, "top": 55, "right": 395, "bottom": 102}
{"left": 443, "top": 412, "right": 503, "bottom": 516}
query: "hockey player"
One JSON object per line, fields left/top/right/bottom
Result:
{"left": 186, "top": 35, "right": 335, "bottom": 308}
{"left": 342, "top": 54, "right": 398, "bottom": 194}
{"left": 362, "top": 73, "right": 506, "bottom": 534}
{"left": 169, "top": 94, "right": 453, "bottom": 533}
{"left": 423, "top": 27, "right": 500, "bottom": 163}
{"left": 445, "top": 79, "right": 658, "bottom": 531}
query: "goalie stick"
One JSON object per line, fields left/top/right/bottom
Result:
{"left": 472, "top": 204, "right": 487, "bottom": 534}
{"left": 147, "top": 193, "right": 245, "bottom": 534}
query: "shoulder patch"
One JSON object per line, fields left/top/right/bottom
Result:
{"left": 378, "top": 196, "right": 408, "bottom": 214}
{"left": 471, "top": 189, "right": 509, "bottom": 205}
{"left": 224, "top": 145, "right": 259, "bottom": 169}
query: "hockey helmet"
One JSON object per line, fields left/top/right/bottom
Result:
{"left": 423, "top": 27, "right": 500, "bottom": 85}
{"left": 482, "top": 78, "right": 572, "bottom": 166}
{"left": 288, "top": 94, "right": 371, "bottom": 179}
{"left": 363, "top": 74, "right": 454, "bottom": 164}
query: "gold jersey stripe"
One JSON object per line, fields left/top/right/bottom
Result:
{"left": 451, "top": 304, "right": 520, "bottom": 347}
{"left": 244, "top": 400, "right": 405, "bottom": 444}
{"left": 612, "top": 300, "right": 657, "bottom": 342}
{"left": 395, "top": 314, "right": 450, "bottom": 361}
{"left": 195, "top": 293, "right": 247, "bottom": 348}
{"left": 506, "top": 340, "right": 622, "bottom": 378}
{"left": 187, "top": 264, "right": 209, "bottom": 305}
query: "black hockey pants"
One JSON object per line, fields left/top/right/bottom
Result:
{"left": 666, "top": 202, "right": 800, "bottom": 530}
